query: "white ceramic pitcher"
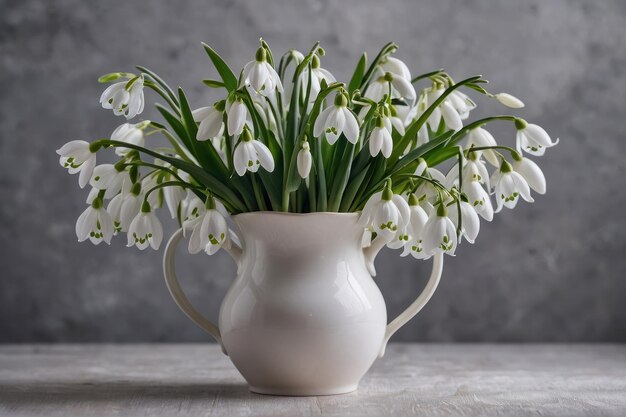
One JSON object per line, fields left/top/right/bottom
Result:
{"left": 163, "top": 212, "right": 443, "bottom": 396}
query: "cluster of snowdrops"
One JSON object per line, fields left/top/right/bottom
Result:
{"left": 58, "top": 40, "right": 557, "bottom": 260}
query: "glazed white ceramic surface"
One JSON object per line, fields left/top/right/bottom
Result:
{"left": 163, "top": 212, "right": 444, "bottom": 396}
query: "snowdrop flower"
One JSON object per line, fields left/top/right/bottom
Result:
{"left": 466, "top": 127, "right": 499, "bottom": 167}
{"left": 380, "top": 56, "right": 411, "bottom": 81}
{"left": 106, "top": 193, "right": 124, "bottom": 234}
{"left": 99, "top": 75, "right": 145, "bottom": 119}
{"left": 118, "top": 183, "right": 144, "bottom": 232}
{"left": 163, "top": 185, "right": 186, "bottom": 220}
{"left": 414, "top": 159, "right": 446, "bottom": 203}
{"left": 422, "top": 204, "right": 458, "bottom": 256}
{"left": 233, "top": 127, "right": 275, "bottom": 176}
{"left": 396, "top": 194, "right": 430, "bottom": 259}
{"left": 495, "top": 93, "right": 525, "bottom": 109}
{"left": 462, "top": 181, "right": 494, "bottom": 221}
{"left": 313, "top": 92, "right": 360, "bottom": 145}
{"left": 227, "top": 98, "right": 249, "bottom": 136}
{"left": 359, "top": 181, "right": 410, "bottom": 238}
{"left": 384, "top": 105, "right": 406, "bottom": 136}
{"left": 89, "top": 163, "right": 130, "bottom": 199}
{"left": 512, "top": 156, "right": 546, "bottom": 194}
{"left": 448, "top": 200, "right": 480, "bottom": 244}
{"left": 111, "top": 122, "right": 147, "bottom": 156}
{"left": 446, "top": 90, "right": 475, "bottom": 120}
{"left": 297, "top": 140, "right": 312, "bottom": 179}
{"left": 369, "top": 117, "right": 393, "bottom": 158}
{"left": 491, "top": 159, "right": 534, "bottom": 212}
{"left": 445, "top": 152, "right": 491, "bottom": 191}
{"left": 76, "top": 198, "right": 114, "bottom": 245}
{"left": 127, "top": 202, "right": 163, "bottom": 250}
{"left": 364, "top": 70, "right": 416, "bottom": 103}
{"left": 193, "top": 100, "right": 225, "bottom": 141}
{"left": 57, "top": 140, "right": 97, "bottom": 188}
{"left": 416, "top": 86, "right": 463, "bottom": 132}
{"left": 515, "top": 119, "right": 559, "bottom": 156}
{"left": 307, "top": 55, "right": 336, "bottom": 101}
{"left": 185, "top": 197, "right": 229, "bottom": 255}
{"left": 241, "top": 47, "right": 283, "bottom": 95}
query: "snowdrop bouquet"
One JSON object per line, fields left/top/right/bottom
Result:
{"left": 58, "top": 40, "right": 557, "bottom": 259}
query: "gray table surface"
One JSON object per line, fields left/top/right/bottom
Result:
{"left": 0, "top": 344, "right": 625, "bottom": 417}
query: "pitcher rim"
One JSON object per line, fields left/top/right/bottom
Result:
{"left": 232, "top": 211, "right": 360, "bottom": 219}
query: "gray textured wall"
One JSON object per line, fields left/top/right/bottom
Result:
{"left": 1, "top": 0, "right": 625, "bottom": 343}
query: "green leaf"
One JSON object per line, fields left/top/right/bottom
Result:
{"left": 136, "top": 66, "right": 179, "bottom": 106}
{"left": 348, "top": 53, "right": 367, "bottom": 94}
{"left": 201, "top": 43, "right": 238, "bottom": 92}
{"left": 202, "top": 79, "right": 226, "bottom": 88}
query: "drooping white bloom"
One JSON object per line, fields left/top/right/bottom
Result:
{"left": 110, "top": 122, "right": 146, "bottom": 156}
{"left": 359, "top": 185, "right": 410, "bottom": 238}
{"left": 491, "top": 161, "right": 534, "bottom": 212}
{"left": 99, "top": 75, "right": 145, "bottom": 119}
{"left": 183, "top": 197, "right": 230, "bottom": 255}
{"left": 227, "top": 99, "right": 249, "bottom": 136}
{"left": 164, "top": 184, "right": 186, "bottom": 219}
{"left": 417, "top": 85, "right": 473, "bottom": 132}
{"left": 76, "top": 200, "right": 114, "bottom": 245}
{"left": 495, "top": 93, "right": 525, "bottom": 108}
{"left": 89, "top": 164, "right": 130, "bottom": 199}
{"left": 57, "top": 140, "right": 97, "bottom": 188}
{"left": 233, "top": 128, "right": 275, "bottom": 176}
{"left": 306, "top": 55, "right": 336, "bottom": 102}
{"left": 368, "top": 121, "right": 393, "bottom": 158}
{"left": 106, "top": 193, "right": 125, "bottom": 234}
{"left": 364, "top": 70, "right": 416, "bottom": 103}
{"left": 516, "top": 121, "right": 559, "bottom": 156}
{"left": 394, "top": 195, "right": 430, "bottom": 259}
{"left": 297, "top": 141, "right": 312, "bottom": 179}
{"left": 445, "top": 153, "right": 491, "bottom": 191}
{"left": 193, "top": 101, "right": 225, "bottom": 141}
{"left": 127, "top": 204, "right": 163, "bottom": 250}
{"left": 448, "top": 200, "right": 481, "bottom": 244}
{"left": 241, "top": 47, "right": 283, "bottom": 95}
{"left": 414, "top": 159, "right": 446, "bottom": 203}
{"left": 446, "top": 90, "right": 476, "bottom": 120}
{"left": 466, "top": 127, "right": 500, "bottom": 166}
{"left": 380, "top": 56, "right": 411, "bottom": 81}
{"left": 422, "top": 205, "right": 458, "bottom": 256}
{"left": 119, "top": 185, "right": 144, "bottom": 232}
{"left": 513, "top": 157, "right": 546, "bottom": 194}
{"left": 462, "top": 181, "right": 494, "bottom": 221}
{"left": 313, "top": 92, "right": 360, "bottom": 145}
{"left": 384, "top": 106, "right": 406, "bottom": 136}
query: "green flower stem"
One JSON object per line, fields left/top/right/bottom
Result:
{"left": 251, "top": 174, "right": 267, "bottom": 211}
{"left": 447, "top": 115, "right": 519, "bottom": 146}
{"left": 94, "top": 139, "right": 247, "bottom": 213}
{"left": 411, "top": 69, "right": 445, "bottom": 84}
{"left": 464, "top": 145, "right": 520, "bottom": 159}
{"left": 142, "top": 181, "right": 206, "bottom": 206}
{"left": 144, "top": 80, "right": 181, "bottom": 116}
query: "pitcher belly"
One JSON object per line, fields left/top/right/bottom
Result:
{"left": 219, "top": 267, "right": 386, "bottom": 395}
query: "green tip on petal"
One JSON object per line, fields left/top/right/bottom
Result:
{"left": 408, "top": 193, "right": 420, "bottom": 206}
{"left": 131, "top": 182, "right": 142, "bottom": 196}
{"left": 334, "top": 92, "right": 348, "bottom": 107}
{"left": 383, "top": 72, "right": 394, "bottom": 82}
{"left": 500, "top": 159, "right": 513, "bottom": 173}
{"left": 437, "top": 203, "right": 447, "bottom": 217}
{"left": 141, "top": 201, "right": 151, "bottom": 213}
{"left": 312, "top": 54, "right": 320, "bottom": 69}
{"left": 205, "top": 194, "right": 216, "bottom": 210}
{"left": 255, "top": 47, "right": 267, "bottom": 62}
{"left": 241, "top": 126, "right": 253, "bottom": 142}
{"left": 514, "top": 118, "right": 528, "bottom": 130}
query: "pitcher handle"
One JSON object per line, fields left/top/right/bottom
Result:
{"left": 163, "top": 228, "right": 241, "bottom": 355}
{"left": 364, "top": 238, "right": 444, "bottom": 357}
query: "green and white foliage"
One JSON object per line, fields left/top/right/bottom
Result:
{"left": 57, "top": 40, "right": 557, "bottom": 259}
